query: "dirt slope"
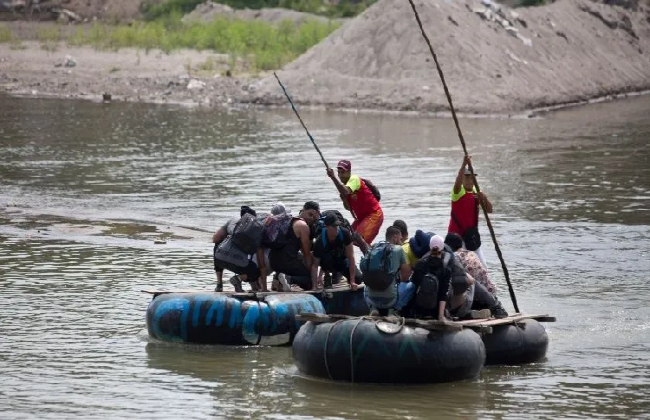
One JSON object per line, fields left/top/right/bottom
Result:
{"left": 246, "top": 0, "right": 650, "bottom": 114}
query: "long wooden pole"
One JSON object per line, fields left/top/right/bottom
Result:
{"left": 273, "top": 71, "right": 330, "bottom": 170}
{"left": 274, "top": 71, "right": 361, "bottom": 221}
{"left": 407, "top": 0, "right": 520, "bottom": 312}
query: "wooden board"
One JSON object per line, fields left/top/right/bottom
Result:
{"left": 295, "top": 312, "right": 475, "bottom": 333}
{"left": 453, "top": 314, "right": 557, "bottom": 327}
{"left": 141, "top": 283, "right": 359, "bottom": 298}
{"left": 295, "top": 312, "right": 556, "bottom": 334}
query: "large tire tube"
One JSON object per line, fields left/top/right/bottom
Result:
{"left": 318, "top": 289, "right": 369, "bottom": 317}
{"left": 292, "top": 320, "right": 486, "bottom": 384}
{"left": 146, "top": 293, "right": 325, "bottom": 345}
{"left": 482, "top": 319, "right": 549, "bottom": 365}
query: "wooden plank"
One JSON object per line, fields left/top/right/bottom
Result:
{"left": 141, "top": 284, "right": 359, "bottom": 297}
{"left": 454, "top": 314, "right": 556, "bottom": 327}
{"left": 294, "top": 313, "right": 488, "bottom": 333}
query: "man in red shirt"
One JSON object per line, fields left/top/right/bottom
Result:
{"left": 326, "top": 159, "right": 384, "bottom": 245}
{"left": 448, "top": 156, "right": 492, "bottom": 268}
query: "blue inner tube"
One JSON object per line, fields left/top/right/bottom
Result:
{"left": 146, "top": 293, "right": 325, "bottom": 345}
{"left": 482, "top": 319, "right": 549, "bottom": 365}
{"left": 293, "top": 320, "right": 486, "bottom": 384}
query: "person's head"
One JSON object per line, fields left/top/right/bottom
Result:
{"left": 336, "top": 159, "right": 352, "bottom": 184}
{"left": 444, "top": 233, "right": 464, "bottom": 252}
{"left": 323, "top": 213, "right": 340, "bottom": 236}
{"left": 385, "top": 226, "right": 402, "bottom": 245}
{"left": 463, "top": 167, "right": 478, "bottom": 191}
{"left": 429, "top": 234, "right": 445, "bottom": 258}
{"left": 300, "top": 201, "right": 321, "bottom": 226}
{"left": 240, "top": 205, "right": 256, "bottom": 217}
{"left": 271, "top": 202, "right": 286, "bottom": 216}
{"left": 392, "top": 219, "right": 408, "bottom": 242}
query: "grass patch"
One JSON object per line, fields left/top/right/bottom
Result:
{"left": 0, "top": 24, "right": 12, "bottom": 43}
{"left": 142, "top": 0, "right": 377, "bottom": 20}
{"left": 10, "top": 40, "right": 27, "bottom": 50}
{"left": 64, "top": 17, "right": 339, "bottom": 71}
{"left": 36, "top": 26, "right": 61, "bottom": 43}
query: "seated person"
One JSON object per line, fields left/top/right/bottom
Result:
{"left": 401, "top": 229, "right": 435, "bottom": 280}
{"left": 212, "top": 205, "right": 266, "bottom": 292}
{"left": 409, "top": 235, "right": 454, "bottom": 320}
{"left": 444, "top": 233, "right": 498, "bottom": 296}
{"left": 311, "top": 213, "right": 362, "bottom": 290}
{"left": 444, "top": 232, "right": 507, "bottom": 318}
{"left": 360, "top": 226, "right": 414, "bottom": 317}
{"left": 392, "top": 219, "right": 409, "bottom": 244}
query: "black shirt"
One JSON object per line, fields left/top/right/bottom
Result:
{"left": 312, "top": 227, "right": 352, "bottom": 259}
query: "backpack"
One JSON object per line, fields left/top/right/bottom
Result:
{"left": 362, "top": 178, "right": 381, "bottom": 202}
{"left": 261, "top": 213, "right": 295, "bottom": 250}
{"left": 231, "top": 213, "right": 264, "bottom": 255}
{"left": 214, "top": 237, "right": 250, "bottom": 273}
{"left": 415, "top": 252, "right": 453, "bottom": 310}
{"left": 318, "top": 227, "right": 346, "bottom": 258}
{"left": 359, "top": 242, "right": 395, "bottom": 291}
{"left": 315, "top": 210, "right": 351, "bottom": 232}
{"left": 416, "top": 273, "right": 440, "bottom": 309}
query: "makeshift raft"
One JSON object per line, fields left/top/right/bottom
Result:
{"left": 144, "top": 291, "right": 325, "bottom": 346}
{"left": 143, "top": 282, "right": 369, "bottom": 323}
{"left": 292, "top": 312, "right": 556, "bottom": 384}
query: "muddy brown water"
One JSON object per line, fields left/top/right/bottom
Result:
{"left": 1, "top": 94, "right": 649, "bottom": 419}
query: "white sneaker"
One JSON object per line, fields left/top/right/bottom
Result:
{"left": 277, "top": 273, "right": 290, "bottom": 292}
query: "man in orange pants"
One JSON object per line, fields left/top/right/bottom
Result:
{"left": 326, "top": 159, "right": 384, "bottom": 245}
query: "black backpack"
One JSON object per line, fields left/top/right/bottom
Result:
{"left": 362, "top": 178, "right": 381, "bottom": 202}
{"left": 231, "top": 213, "right": 264, "bottom": 255}
{"left": 416, "top": 273, "right": 439, "bottom": 310}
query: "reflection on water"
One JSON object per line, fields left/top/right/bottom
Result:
{"left": 1, "top": 94, "right": 649, "bottom": 419}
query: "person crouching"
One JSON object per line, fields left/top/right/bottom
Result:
{"left": 360, "top": 226, "right": 414, "bottom": 317}
{"left": 311, "top": 213, "right": 362, "bottom": 290}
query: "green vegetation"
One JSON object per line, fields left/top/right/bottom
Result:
{"left": 515, "top": 0, "right": 546, "bottom": 6}
{"left": 142, "top": 0, "right": 377, "bottom": 20}
{"left": 65, "top": 16, "right": 338, "bottom": 71}
{"left": 0, "top": 1, "right": 345, "bottom": 73}
{"left": 0, "top": 24, "right": 12, "bottom": 43}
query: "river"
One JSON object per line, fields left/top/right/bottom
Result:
{"left": 1, "top": 94, "right": 649, "bottom": 419}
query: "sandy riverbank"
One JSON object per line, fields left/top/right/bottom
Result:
{"left": 0, "top": 41, "right": 258, "bottom": 107}
{"left": 1, "top": 0, "right": 650, "bottom": 116}
{"left": 247, "top": 0, "right": 650, "bottom": 115}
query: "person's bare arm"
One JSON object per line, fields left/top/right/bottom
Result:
{"left": 438, "top": 301, "right": 447, "bottom": 321}
{"left": 478, "top": 192, "right": 493, "bottom": 213}
{"left": 311, "top": 257, "right": 321, "bottom": 290}
{"left": 341, "top": 194, "right": 351, "bottom": 210}
{"left": 399, "top": 263, "right": 412, "bottom": 282}
{"left": 345, "top": 243, "right": 358, "bottom": 290}
{"left": 295, "top": 221, "right": 313, "bottom": 269}
{"left": 256, "top": 248, "right": 267, "bottom": 292}
{"left": 327, "top": 168, "right": 352, "bottom": 197}
{"left": 212, "top": 227, "right": 227, "bottom": 244}
{"left": 453, "top": 156, "right": 470, "bottom": 195}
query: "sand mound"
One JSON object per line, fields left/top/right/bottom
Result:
{"left": 247, "top": 0, "right": 650, "bottom": 114}
{"left": 182, "top": 1, "right": 345, "bottom": 26}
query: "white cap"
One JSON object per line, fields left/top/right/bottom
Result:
{"left": 429, "top": 234, "right": 445, "bottom": 252}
